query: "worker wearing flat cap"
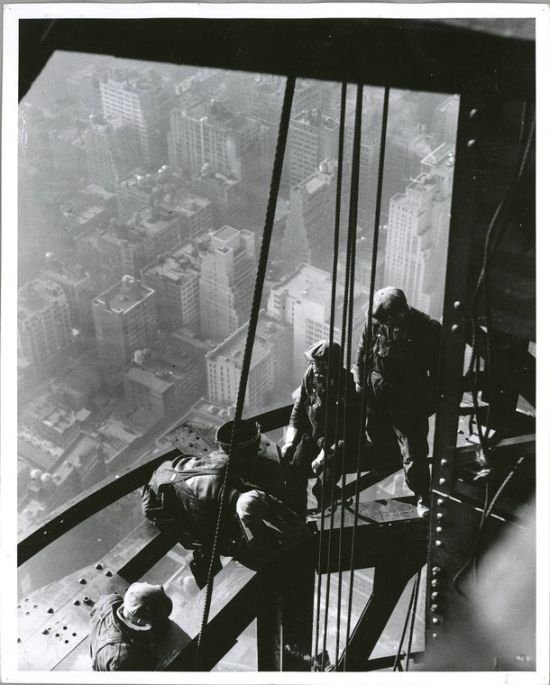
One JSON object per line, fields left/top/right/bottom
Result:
{"left": 282, "top": 340, "right": 361, "bottom": 516}
{"left": 353, "top": 287, "right": 441, "bottom": 518}
{"left": 89, "top": 582, "right": 173, "bottom": 671}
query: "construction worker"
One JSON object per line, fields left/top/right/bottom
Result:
{"left": 281, "top": 340, "right": 360, "bottom": 516}
{"left": 353, "top": 287, "right": 441, "bottom": 518}
{"left": 143, "top": 419, "right": 286, "bottom": 588}
{"left": 89, "top": 582, "right": 172, "bottom": 671}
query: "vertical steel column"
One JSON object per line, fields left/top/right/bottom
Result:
{"left": 257, "top": 565, "right": 282, "bottom": 670}
{"left": 426, "top": 93, "right": 490, "bottom": 650}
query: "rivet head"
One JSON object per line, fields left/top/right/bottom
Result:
{"left": 95, "top": 563, "right": 103, "bottom": 570}
{"left": 437, "top": 498, "right": 445, "bottom": 506}
{"left": 79, "top": 578, "right": 87, "bottom": 585}
{"left": 436, "top": 512, "right": 444, "bottom": 520}
{"left": 432, "top": 632, "right": 439, "bottom": 639}
{"left": 453, "top": 300, "right": 462, "bottom": 310}
{"left": 431, "top": 579, "right": 440, "bottom": 588}
{"left": 432, "top": 617, "right": 441, "bottom": 625}
{"left": 430, "top": 604, "right": 439, "bottom": 612}
{"left": 439, "top": 478, "right": 447, "bottom": 485}
{"left": 432, "top": 566, "right": 441, "bottom": 575}
{"left": 435, "top": 540, "right": 443, "bottom": 547}
{"left": 73, "top": 600, "right": 80, "bottom": 606}
{"left": 436, "top": 526, "right": 443, "bottom": 533}
{"left": 42, "top": 629, "right": 49, "bottom": 635}
{"left": 104, "top": 570, "right": 113, "bottom": 577}
{"left": 451, "top": 324, "right": 460, "bottom": 334}
{"left": 440, "top": 458, "right": 448, "bottom": 466}
{"left": 467, "top": 139, "right": 476, "bottom": 148}
{"left": 47, "top": 607, "right": 54, "bottom": 614}
{"left": 431, "top": 591, "right": 439, "bottom": 600}
{"left": 469, "top": 108, "right": 478, "bottom": 118}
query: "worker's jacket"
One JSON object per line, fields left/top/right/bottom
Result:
{"left": 289, "top": 365, "right": 361, "bottom": 454}
{"left": 142, "top": 452, "right": 242, "bottom": 549}
{"left": 353, "top": 307, "right": 441, "bottom": 414}
{"left": 89, "top": 594, "right": 155, "bottom": 671}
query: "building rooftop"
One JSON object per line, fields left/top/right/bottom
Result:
{"left": 206, "top": 315, "right": 285, "bottom": 367}
{"left": 94, "top": 275, "right": 154, "bottom": 313}
{"left": 421, "top": 142, "right": 455, "bottom": 169}
{"left": 182, "top": 98, "right": 250, "bottom": 132}
{"left": 271, "top": 264, "right": 332, "bottom": 306}
{"left": 41, "top": 256, "right": 89, "bottom": 286}
{"left": 18, "top": 279, "right": 66, "bottom": 320}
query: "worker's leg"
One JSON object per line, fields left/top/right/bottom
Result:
{"left": 285, "top": 436, "right": 315, "bottom": 518}
{"left": 365, "top": 376, "right": 402, "bottom": 471}
{"left": 391, "top": 411, "right": 431, "bottom": 503}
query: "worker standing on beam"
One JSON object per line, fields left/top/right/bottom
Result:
{"left": 281, "top": 340, "right": 360, "bottom": 517}
{"left": 353, "top": 287, "right": 441, "bottom": 519}
{"left": 89, "top": 582, "right": 173, "bottom": 671}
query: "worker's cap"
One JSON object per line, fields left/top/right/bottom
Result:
{"left": 304, "top": 340, "right": 341, "bottom": 365}
{"left": 120, "top": 582, "right": 172, "bottom": 631}
{"left": 371, "top": 287, "right": 409, "bottom": 321}
{"left": 216, "top": 419, "right": 261, "bottom": 454}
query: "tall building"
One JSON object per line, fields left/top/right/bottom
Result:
{"left": 382, "top": 127, "right": 434, "bottom": 219}
{"left": 199, "top": 226, "right": 255, "bottom": 341}
{"left": 141, "top": 247, "right": 201, "bottom": 332}
{"left": 123, "top": 346, "right": 201, "bottom": 420}
{"left": 84, "top": 114, "right": 139, "bottom": 191}
{"left": 267, "top": 264, "right": 367, "bottom": 380}
{"left": 384, "top": 143, "right": 454, "bottom": 318}
{"left": 205, "top": 315, "right": 291, "bottom": 414}
{"left": 432, "top": 95, "right": 460, "bottom": 146}
{"left": 281, "top": 160, "right": 337, "bottom": 273}
{"left": 92, "top": 275, "right": 157, "bottom": 381}
{"left": 287, "top": 109, "right": 339, "bottom": 186}
{"left": 18, "top": 279, "right": 73, "bottom": 381}
{"left": 100, "top": 68, "right": 173, "bottom": 168}
{"left": 40, "top": 254, "right": 96, "bottom": 333}
{"left": 168, "top": 98, "right": 263, "bottom": 182}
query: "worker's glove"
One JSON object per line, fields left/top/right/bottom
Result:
{"left": 280, "top": 441, "right": 296, "bottom": 464}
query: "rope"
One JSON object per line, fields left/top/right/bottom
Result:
{"left": 452, "top": 455, "right": 525, "bottom": 595}
{"left": 335, "top": 83, "right": 363, "bottom": 667}
{"left": 195, "top": 76, "right": 296, "bottom": 668}
{"left": 343, "top": 85, "right": 390, "bottom": 670}
{"left": 405, "top": 569, "right": 421, "bottom": 671}
{"left": 392, "top": 574, "right": 417, "bottom": 671}
{"left": 314, "top": 81, "right": 347, "bottom": 672}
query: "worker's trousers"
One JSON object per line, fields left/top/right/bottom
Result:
{"left": 365, "top": 372, "right": 431, "bottom": 503}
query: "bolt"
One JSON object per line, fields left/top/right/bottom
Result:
{"left": 104, "top": 570, "right": 113, "bottom": 577}
{"left": 73, "top": 600, "right": 80, "bottom": 606}
{"left": 42, "top": 629, "right": 49, "bottom": 635}
{"left": 47, "top": 608, "right": 54, "bottom": 614}
{"left": 95, "top": 563, "right": 103, "bottom": 570}
{"left": 79, "top": 578, "right": 87, "bottom": 585}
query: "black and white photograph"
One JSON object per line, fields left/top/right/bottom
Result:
{"left": 1, "top": 3, "right": 548, "bottom": 681}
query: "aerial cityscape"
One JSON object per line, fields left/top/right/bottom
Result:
{"left": 17, "top": 52, "right": 458, "bottom": 606}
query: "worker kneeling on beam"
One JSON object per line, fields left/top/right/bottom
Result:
{"left": 143, "top": 419, "right": 288, "bottom": 588}
{"left": 282, "top": 340, "right": 360, "bottom": 516}
{"left": 353, "top": 287, "right": 441, "bottom": 519}
{"left": 90, "top": 582, "right": 172, "bottom": 671}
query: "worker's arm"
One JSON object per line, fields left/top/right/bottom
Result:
{"left": 352, "top": 322, "right": 370, "bottom": 392}
{"left": 281, "top": 378, "right": 308, "bottom": 462}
